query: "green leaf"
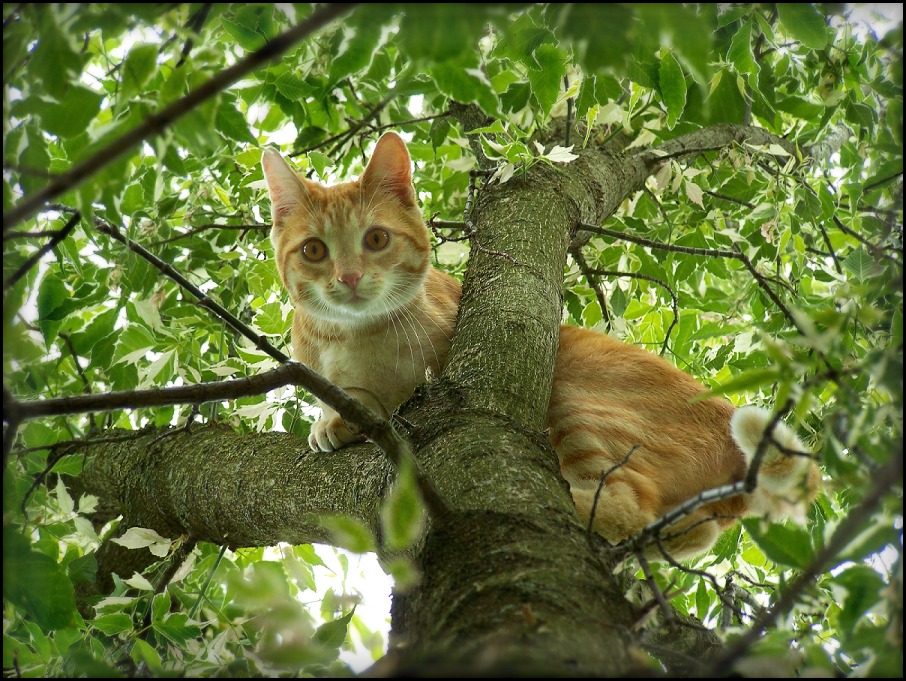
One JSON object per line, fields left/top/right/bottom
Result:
{"left": 381, "top": 460, "right": 426, "bottom": 551}
{"left": 313, "top": 611, "right": 354, "bottom": 650}
{"left": 215, "top": 97, "right": 257, "bottom": 144}
{"left": 727, "top": 20, "right": 758, "bottom": 75}
{"left": 707, "top": 70, "right": 747, "bottom": 123}
{"left": 610, "top": 287, "right": 627, "bottom": 318}
{"left": 320, "top": 516, "right": 376, "bottom": 553}
{"left": 153, "top": 613, "right": 201, "bottom": 645}
{"left": 659, "top": 50, "right": 687, "bottom": 129}
{"left": 833, "top": 566, "right": 885, "bottom": 637}
{"left": 527, "top": 44, "right": 568, "bottom": 116}
{"left": 92, "top": 613, "right": 134, "bottom": 636}
{"left": 559, "top": 4, "right": 633, "bottom": 72}
{"left": 39, "top": 86, "right": 103, "bottom": 138}
{"left": 842, "top": 248, "right": 882, "bottom": 282}
{"left": 130, "top": 639, "right": 163, "bottom": 674}
{"left": 121, "top": 44, "right": 158, "bottom": 100}
{"left": 37, "top": 275, "right": 71, "bottom": 321}
{"left": 431, "top": 63, "right": 501, "bottom": 117}
{"left": 695, "top": 368, "right": 782, "bottom": 400}
{"left": 66, "top": 553, "right": 98, "bottom": 584}
{"left": 221, "top": 5, "right": 276, "bottom": 52}
{"left": 398, "top": 5, "right": 489, "bottom": 62}
{"left": 3, "top": 527, "right": 78, "bottom": 629}
{"left": 28, "top": 9, "right": 83, "bottom": 98}
{"left": 777, "top": 4, "right": 829, "bottom": 49}
{"left": 328, "top": 6, "right": 390, "bottom": 83}
{"left": 741, "top": 518, "right": 814, "bottom": 569}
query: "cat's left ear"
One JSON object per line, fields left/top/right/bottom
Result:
{"left": 361, "top": 132, "right": 416, "bottom": 206}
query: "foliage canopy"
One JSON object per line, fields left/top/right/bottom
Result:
{"left": 3, "top": 3, "right": 902, "bottom": 677}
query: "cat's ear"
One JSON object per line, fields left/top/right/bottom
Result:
{"left": 361, "top": 132, "right": 416, "bottom": 206}
{"left": 261, "top": 148, "right": 308, "bottom": 222}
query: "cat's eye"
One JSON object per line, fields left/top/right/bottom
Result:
{"left": 363, "top": 227, "right": 390, "bottom": 251}
{"left": 301, "top": 238, "right": 328, "bottom": 262}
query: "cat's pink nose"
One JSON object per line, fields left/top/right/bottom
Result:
{"left": 337, "top": 271, "right": 363, "bottom": 289}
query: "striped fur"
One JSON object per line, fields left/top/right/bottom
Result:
{"left": 263, "top": 132, "right": 819, "bottom": 560}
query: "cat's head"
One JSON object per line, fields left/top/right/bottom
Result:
{"left": 261, "top": 132, "right": 430, "bottom": 326}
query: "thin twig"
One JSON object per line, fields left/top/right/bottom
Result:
{"left": 175, "top": 3, "right": 213, "bottom": 68}
{"left": 587, "top": 445, "right": 638, "bottom": 541}
{"left": 4, "top": 211, "right": 81, "bottom": 290}
{"left": 291, "top": 94, "right": 396, "bottom": 157}
{"left": 147, "top": 222, "right": 269, "bottom": 247}
{"left": 586, "top": 267, "right": 678, "bottom": 355}
{"left": 578, "top": 222, "right": 799, "bottom": 331}
{"left": 92, "top": 214, "right": 290, "bottom": 364}
{"left": 569, "top": 246, "right": 612, "bottom": 330}
{"left": 706, "top": 449, "right": 903, "bottom": 674}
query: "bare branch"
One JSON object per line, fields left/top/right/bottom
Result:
{"left": 4, "top": 362, "right": 450, "bottom": 518}
{"left": 3, "top": 3, "right": 358, "bottom": 232}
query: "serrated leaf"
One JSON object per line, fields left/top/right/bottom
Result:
{"left": 842, "top": 248, "right": 882, "bottom": 282}
{"left": 221, "top": 5, "right": 275, "bottom": 52}
{"left": 123, "top": 573, "right": 155, "bottom": 591}
{"left": 92, "top": 613, "right": 134, "bottom": 636}
{"left": 527, "top": 44, "right": 568, "bottom": 116}
{"left": 328, "top": 6, "right": 389, "bottom": 82}
{"left": 659, "top": 50, "right": 687, "bottom": 129}
{"left": 215, "top": 98, "right": 257, "bottom": 144}
{"left": 610, "top": 286, "right": 627, "bottom": 318}
{"left": 694, "top": 368, "right": 781, "bottom": 400}
{"left": 55, "top": 477, "right": 74, "bottom": 515}
{"left": 28, "top": 11, "right": 82, "bottom": 98}
{"left": 67, "top": 553, "right": 98, "bottom": 584}
{"left": 728, "top": 20, "right": 758, "bottom": 75}
{"left": 834, "top": 565, "right": 885, "bottom": 636}
{"left": 153, "top": 613, "right": 201, "bottom": 646}
{"left": 431, "top": 63, "right": 501, "bottom": 117}
{"left": 273, "top": 72, "right": 311, "bottom": 100}
{"left": 111, "top": 527, "right": 173, "bottom": 558}
{"left": 543, "top": 145, "right": 579, "bottom": 164}
{"left": 131, "top": 639, "right": 163, "bottom": 673}
{"left": 398, "top": 5, "right": 489, "bottom": 62}
{"left": 742, "top": 518, "right": 814, "bottom": 569}
{"left": 777, "top": 4, "right": 829, "bottom": 49}
{"left": 684, "top": 180, "right": 704, "bottom": 207}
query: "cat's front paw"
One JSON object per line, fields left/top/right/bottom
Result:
{"left": 308, "top": 413, "right": 364, "bottom": 452}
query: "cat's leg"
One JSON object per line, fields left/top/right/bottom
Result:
{"left": 308, "top": 388, "right": 390, "bottom": 452}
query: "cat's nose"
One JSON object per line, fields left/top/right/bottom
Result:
{"left": 337, "top": 271, "right": 363, "bottom": 289}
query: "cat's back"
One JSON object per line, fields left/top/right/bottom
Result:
{"left": 549, "top": 325, "right": 745, "bottom": 508}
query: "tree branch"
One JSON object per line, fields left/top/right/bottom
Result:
{"left": 2, "top": 3, "right": 357, "bottom": 232}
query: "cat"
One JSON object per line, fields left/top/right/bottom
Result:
{"left": 261, "top": 132, "right": 820, "bottom": 560}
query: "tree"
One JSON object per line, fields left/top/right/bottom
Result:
{"left": 3, "top": 3, "right": 902, "bottom": 677}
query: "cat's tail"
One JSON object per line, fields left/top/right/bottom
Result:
{"left": 730, "top": 406, "right": 820, "bottom": 524}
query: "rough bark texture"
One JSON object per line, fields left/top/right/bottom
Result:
{"left": 72, "top": 124, "right": 798, "bottom": 675}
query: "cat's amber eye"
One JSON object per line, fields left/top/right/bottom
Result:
{"left": 301, "top": 238, "right": 328, "bottom": 262}
{"left": 363, "top": 227, "right": 390, "bottom": 251}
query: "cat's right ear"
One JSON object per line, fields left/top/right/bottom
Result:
{"left": 261, "top": 148, "right": 307, "bottom": 223}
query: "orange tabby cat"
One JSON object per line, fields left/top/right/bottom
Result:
{"left": 261, "top": 132, "right": 819, "bottom": 559}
